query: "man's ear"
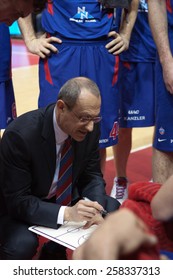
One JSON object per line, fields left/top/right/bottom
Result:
{"left": 56, "top": 100, "right": 65, "bottom": 111}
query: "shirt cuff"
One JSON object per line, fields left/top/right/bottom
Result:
{"left": 57, "top": 206, "right": 67, "bottom": 225}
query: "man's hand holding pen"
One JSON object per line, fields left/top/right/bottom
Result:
{"left": 64, "top": 198, "right": 106, "bottom": 226}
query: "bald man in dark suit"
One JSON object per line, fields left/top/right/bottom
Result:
{"left": 0, "top": 77, "right": 120, "bottom": 259}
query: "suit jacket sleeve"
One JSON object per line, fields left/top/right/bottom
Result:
{"left": 0, "top": 107, "right": 60, "bottom": 229}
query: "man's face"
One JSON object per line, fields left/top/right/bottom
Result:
{"left": 56, "top": 89, "right": 101, "bottom": 142}
{"left": 0, "top": 0, "right": 33, "bottom": 25}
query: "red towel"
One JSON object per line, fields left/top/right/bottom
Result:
{"left": 120, "top": 181, "right": 173, "bottom": 259}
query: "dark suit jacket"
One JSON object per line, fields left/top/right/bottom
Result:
{"left": 0, "top": 104, "right": 119, "bottom": 229}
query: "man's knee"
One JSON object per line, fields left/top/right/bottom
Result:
{"left": 106, "top": 195, "right": 120, "bottom": 212}
{"left": 0, "top": 218, "right": 39, "bottom": 259}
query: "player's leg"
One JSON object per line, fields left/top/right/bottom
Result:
{"left": 153, "top": 52, "right": 173, "bottom": 183}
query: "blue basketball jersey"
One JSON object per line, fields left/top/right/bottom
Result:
{"left": 120, "top": 0, "right": 156, "bottom": 62}
{"left": 0, "top": 23, "right": 16, "bottom": 129}
{"left": 41, "top": 0, "right": 118, "bottom": 39}
{"left": 0, "top": 23, "right": 11, "bottom": 82}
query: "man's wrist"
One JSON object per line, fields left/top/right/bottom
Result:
{"left": 64, "top": 206, "right": 71, "bottom": 221}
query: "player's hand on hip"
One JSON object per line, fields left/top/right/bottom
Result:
{"left": 25, "top": 33, "right": 62, "bottom": 58}
{"left": 106, "top": 31, "right": 127, "bottom": 55}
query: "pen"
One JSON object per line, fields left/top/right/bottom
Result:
{"left": 83, "top": 197, "right": 108, "bottom": 217}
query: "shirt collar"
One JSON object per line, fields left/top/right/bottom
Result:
{"left": 53, "top": 107, "right": 68, "bottom": 145}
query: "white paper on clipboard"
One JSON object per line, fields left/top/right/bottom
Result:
{"left": 29, "top": 221, "right": 97, "bottom": 250}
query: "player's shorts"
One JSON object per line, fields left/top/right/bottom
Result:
{"left": 39, "top": 38, "right": 120, "bottom": 148}
{"left": 0, "top": 79, "right": 16, "bottom": 129}
{"left": 118, "top": 61, "right": 155, "bottom": 128}
{"left": 153, "top": 30, "right": 173, "bottom": 152}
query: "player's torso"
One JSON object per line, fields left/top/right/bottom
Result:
{"left": 42, "top": 0, "right": 116, "bottom": 39}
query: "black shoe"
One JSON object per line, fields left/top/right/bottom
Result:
{"left": 39, "top": 241, "right": 67, "bottom": 260}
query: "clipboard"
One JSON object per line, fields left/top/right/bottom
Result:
{"left": 29, "top": 221, "right": 97, "bottom": 250}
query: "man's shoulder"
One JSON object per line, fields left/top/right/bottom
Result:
{"left": 3, "top": 104, "right": 55, "bottom": 142}
{"left": 6, "top": 104, "right": 55, "bottom": 130}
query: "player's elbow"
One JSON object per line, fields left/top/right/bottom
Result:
{"left": 151, "top": 197, "right": 172, "bottom": 221}
{"left": 151, "top": 200, "right": 164, "bottom": 220}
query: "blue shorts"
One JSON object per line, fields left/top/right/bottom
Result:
{"left": 160, "top": 250, "right": 173, "bottom": 260}
{"left": 0, "top": 79, "right": 16, "bottom": 129}
{"left": 118, "top": 61, "right": 155, "bottom": 128}
{"left": 39, "top": 39, "right": 120, "bottom": 148}
{"left": 153, "top": 30, "right": 173, "bottom": 151}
